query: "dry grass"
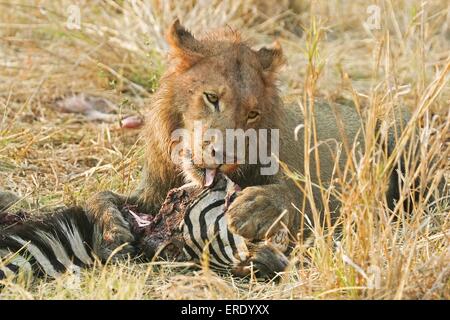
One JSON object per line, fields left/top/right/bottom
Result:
{"left": 0, "top": 0, "right": 449, "bottom": 299}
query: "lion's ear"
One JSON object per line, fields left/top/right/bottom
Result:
{"left": 256, "top": 41, "right": 285, "bottom": 72}
{"left": 167, "top": 19, "right": 203, "bottom": 58}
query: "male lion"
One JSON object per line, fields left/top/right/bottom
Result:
{"left": 83, "top": 19, "right": 398, "bottom": 259}
{"left": 0, "top": 20, "right": 403, "bottom": 261}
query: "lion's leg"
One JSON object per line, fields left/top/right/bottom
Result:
{"left": 226, "top": 183, "right": 298, "bottom": 241}
{"left": 85, "top": 172, "right": 172, "bottom": 261}
{"left": 85, "top": 190, "right": 140, "bottom": 261}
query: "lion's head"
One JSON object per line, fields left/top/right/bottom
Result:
{"left": 151, "top": 20, "right": 285, "bottom": 187}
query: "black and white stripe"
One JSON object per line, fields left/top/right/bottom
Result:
{"left": 182, "top": 175, "right": 290, "bottom": 277}
{"left": 0, "top": 178, "right": 289, "bottom": 281}
{"left": 0, "top": 207, "right": 94, "bottom": 280}
{"left": 182, "top": 176, "right": 250, "bottom": 271}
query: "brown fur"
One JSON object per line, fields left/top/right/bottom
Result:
{"left": 134, "top": 20, "right": 285, "bottom": 208}
{"left": 0, "top": 21, "right": 409, "bottom": 274}
{"left": 82, "top": 20, "right": 398, "bottom": 259}
{"left": 0, "top": 21, "right": 431, "bottom": 279}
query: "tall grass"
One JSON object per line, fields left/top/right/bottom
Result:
{"left": 0, "top": 0, "right": 448, "bottom": 299}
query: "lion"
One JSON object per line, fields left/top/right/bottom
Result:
{"left": 82, "top": 19, "right": 393, "bottom": 260}
{"left": 1, "top": 20, "right": 407, "bottom": 263}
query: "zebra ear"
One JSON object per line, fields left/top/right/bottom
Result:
{"left": 167, "top": 19, "right": 204, "bottom": 59}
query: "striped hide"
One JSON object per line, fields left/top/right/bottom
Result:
{"left": 0, "top": 207, "right": 95, "bottom": 280}
{"left": 182, "top": 175, "right": 290, "bottom": 277}
{"left": 0, "top": 176, "right": 289, "bottom": 281}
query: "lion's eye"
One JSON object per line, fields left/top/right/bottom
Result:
{"left": 204, "top": 92, "right": 219, "bottom": 105}
{"left": 247, "top": 110, "right": 260, "bottom": 121}
{"left": 203, "top": 92, "right": 220, "bottom": 112}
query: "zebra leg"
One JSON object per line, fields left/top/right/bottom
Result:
{"left": 86, "top": 191, "right": 136, "bottom": 261}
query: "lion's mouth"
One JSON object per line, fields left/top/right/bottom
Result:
{"left": 204, "top": 168, "right": 217, "bottom": 187}
{"left": 188, "top": 162, "right": 238, "bottom": 187}
{"left": 202, "top": 164, "right": 239, "bottom": 186}
{"left": 182, "top": 150, "right": 239, "bottom": 187}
